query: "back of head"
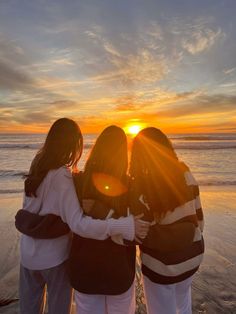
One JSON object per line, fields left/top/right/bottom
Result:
{"left": 41, "top": 117, "right": 83, "bottom": 170}
{"left": 83, "top": 125, "right": 128, "bottom": 199}
{"left": 25, "top": 118, "right": 83, "bottom": 196}
{"left": 85, "top": 125, "right": 128, "bottom": 179}
{"left": 130, "top": 127, "right": 189, "bottom": 219}
{"left": 130, "top": 127, "right": 177, "bottom": 174}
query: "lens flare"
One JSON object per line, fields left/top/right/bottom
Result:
{"left": 92, "top": 172, "right": 128, "bottom": 197}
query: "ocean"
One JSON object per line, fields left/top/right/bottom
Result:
{"left": 0, "top": 133, "right": 235, "bottom": 196}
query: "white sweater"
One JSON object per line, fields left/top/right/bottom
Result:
{"left": 20, "top": 167, "right": 134, "bottom": 270}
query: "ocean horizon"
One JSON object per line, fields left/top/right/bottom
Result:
{"left": 0, "top": 132, "right": 235, "bottom": 196}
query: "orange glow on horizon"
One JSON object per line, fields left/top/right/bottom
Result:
{"left": 0, "top": 115, "right": 234, "bottom": 134}
{"left": 124, "top": 123, "right": 145, "bottom": 136}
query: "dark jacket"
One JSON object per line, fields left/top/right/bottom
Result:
{"left": 67, "top": 172, "right": 136, "bottom": 295}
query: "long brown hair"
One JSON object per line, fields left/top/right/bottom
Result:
{"left": 82, "top": 125, "right": 128, "bottom": 214}
{"left": 25, "top": 118, "right": 83, "bottom": 196}
{"left": 129, "top": 127, "right": 190, "bottom": 220}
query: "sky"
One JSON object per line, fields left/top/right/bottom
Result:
{"left": 0, "top": 0, "right": 236, "bottom": 133}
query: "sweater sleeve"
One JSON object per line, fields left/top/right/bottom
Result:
{"left": 141, "top": 221, "right": 196, "bottom": 252}
{"left": 52, "top": 169, "right": 134, "bottom": 241}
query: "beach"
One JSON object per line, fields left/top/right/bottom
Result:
{"left": 0, "top": 132, "right": 235, "bottom": 313}
{"left": 0, "top": 186, "right": 235, "bottom": 314}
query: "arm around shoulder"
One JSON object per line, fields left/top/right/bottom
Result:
{"left": 53, "top": 168, "right": 135, "bottom": 241}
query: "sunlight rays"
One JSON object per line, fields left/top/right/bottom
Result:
{"left": 135, "top": 135, "right": 187, "bottom": 219}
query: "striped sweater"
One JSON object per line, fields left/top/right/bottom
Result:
{"left": 132, "top": 168, "right": 204, "bottom": 284}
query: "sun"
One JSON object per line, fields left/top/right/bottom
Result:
{"left": 125, "top": 124, "right": 142, "bottom": 136}
{"left": 128, "top": 125, "right": 141, "bottom": 135}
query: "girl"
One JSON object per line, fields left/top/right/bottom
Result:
{"left": 129, "top": 127, "right": 204, "bottom": 314}
{"left": 68, "top": 125, "right": 137, "bottom": 314}
{"left": 19, "top": 118, "right": 148, "bottom": 314}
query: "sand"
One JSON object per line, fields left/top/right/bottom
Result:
{"left": 0, "top": 186, "right": 235, "bottom": 314}
{"left": 191, "top": 186, "right": 236, "bottom": 314}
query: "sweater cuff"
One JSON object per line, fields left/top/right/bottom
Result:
{"left": 108, "top": 215, "right": 134, "bottom": 241}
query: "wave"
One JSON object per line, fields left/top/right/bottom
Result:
{"left": 0, "top": 189, "right": 23, "bottom": 194}
{"left": 198, "top": 180, "right": 236, "bottom": 186}
{"left": 0, "top": 143, "right": 41, "bottom": 149}
{"left": 174, "top": 143, "right": 236, "bottom": 150}
{"left": 0, "top": 143, "right": 93, "bottom": 150}
{"left": 0, "top": 170, "right": 27, "bottom": 177}
{"left": 170, "top": 135, "right": 236, "bottom": 141}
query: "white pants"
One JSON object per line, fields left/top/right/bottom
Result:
{"left": 74, "top": 281, "right": 135, "bottom": 314}
{"left": 143, "top": 275, "right": 192, "bottom": 314}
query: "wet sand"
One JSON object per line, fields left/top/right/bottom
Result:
{"left": 191, "top": 186, "right": 236, "bottom": 314}
{"left": 0, "top": 186, "right": 236, "bottom": 313}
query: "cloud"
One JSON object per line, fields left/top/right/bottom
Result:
{"left": 168, "top": 17, "right": 225, "bottom": 55}
{"left": 0, "top": 34, "right": 26, "bottom": 64}
{"left": 103, "top": 42, "right": 121, "bottom": 58}
{"left": 77, "top": 22, "right": 181, "bottom": 87}
{"left": 0, "top": 107, "right": 14, "bottom": 123}
{"left": 0, "top": 35, "right": 37, "bottom": 92}
{"left": 47, "top": 99, "right": 78, "bottom": 109}
{"left": 16, "top": 99, "right": 80, "bottom": 124}
{"left": 0, "top": 60, "right": 34, "bottom": 91}
{"left": 0, "top": 3, "right": 234, "bottom": 133}
{"left": 113, "top": 90, "right": 201, "bottom": 115}
{"left": 0, "top": 98, "right": 79, "bottom": 128}
{"left": 52, "top": 58, "right": 74, "bottom": 66}
{"left": 157, "top": 94, "right": 236, "bottom": 117}
{"left": 115, "top": 103, "right": 138, "bottom": 112}
{"left": 216, "top": 126, "right": 236, "bottom": 131}
{"left": 224, "top": 67, "right": 236, "bottom": 75}
{"left": 219, "top": 82, "right": 236, "bottom": 89}
{"left": 182, "top": 28, "right": 223, "bottom": 55}
{"left": 88, "top": 45, "right": 170, "bottom": 87}
{"left": 146, "top": 21, "right": 163, "bottom": 41}
{"left": 15, "top": 112, "right": 54, "bottom": 124}
{"left": 109, "top": 49, "right": 168, "bottom": 85}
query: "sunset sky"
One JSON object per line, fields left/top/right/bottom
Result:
{"left": 0, "top": 0, "right": 236, "bottom": 133}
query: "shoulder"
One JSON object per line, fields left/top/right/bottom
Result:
{"left": 184, "top": 170, "right": 198, "bottom": 186}
{"left": 52, "top": 166, "right": 72, "bottom": 177}
{"left": 179, "top": 162, "right": 198, "bottom": 187}
{"left": 50, "top": 167, "right": 73, "bottom": 190}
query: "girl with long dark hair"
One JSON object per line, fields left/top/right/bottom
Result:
{"left": 18, "top": 119, "right": 147, "bottom": 314}
{"left": 129, "top": 127, "right": 204, "bottom": 314}
{"left": 68, "top": 125, "right": 137, "bottom": 314}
